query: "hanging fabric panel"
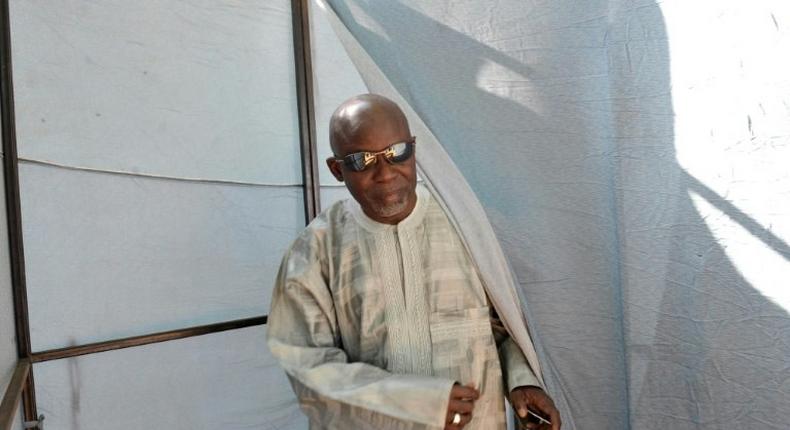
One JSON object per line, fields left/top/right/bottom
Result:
{"left": 319, "top": 1, "right": 790, "bottom": 429}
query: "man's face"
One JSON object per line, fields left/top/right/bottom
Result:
{"left": 328, "top": 120, "right": 417, "bottom": 224}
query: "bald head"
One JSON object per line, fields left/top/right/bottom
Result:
{"left": 329, "top": 94, "right": 410, "bottom": 156}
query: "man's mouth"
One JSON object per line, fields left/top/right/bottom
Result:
{"left": 375, "top": 188, "right": 402, "bottom": 201}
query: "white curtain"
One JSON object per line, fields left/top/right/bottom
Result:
{"left": 319, "top": 1, "right": 790, "bottom": 428}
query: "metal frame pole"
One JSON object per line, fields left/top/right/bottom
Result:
{"left": 0, "top": 0, "right": 36, "bottom": 422}
{"left": 292, "top": 0, "right": 321, "bottom": 222}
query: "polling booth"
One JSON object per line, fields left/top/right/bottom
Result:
{"left": 1, "top": 1, "right": 788, "bottom": 429}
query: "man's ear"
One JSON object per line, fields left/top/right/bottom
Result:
{"left": 326, "top": 158, "right": 344, "bottom": 182}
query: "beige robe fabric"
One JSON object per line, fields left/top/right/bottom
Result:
{"left": 267, "top": 185, "right": 540, "bottom": 429}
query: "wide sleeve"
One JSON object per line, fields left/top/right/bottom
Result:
{"left": 266, "top": 238, "right": 455, "bottom": 429}
{"left": 489, "top": 306, "right": 542, "bottom": 393}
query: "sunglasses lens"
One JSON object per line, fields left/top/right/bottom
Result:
{"left": 345, "top": 153, "right": 368, "bottom": 172}
{"left": 388, "top": 142, "right": 413, "bottom": 163}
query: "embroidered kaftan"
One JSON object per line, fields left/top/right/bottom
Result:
{"left": 267, "top": 185, "right": 539, "bottom": 429}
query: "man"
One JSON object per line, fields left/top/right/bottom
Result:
{"left": 267, "top": 94, "right": 560, "bottom": 429}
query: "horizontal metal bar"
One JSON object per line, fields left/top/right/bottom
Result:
{"left": 0, "top": 359, "right": 29, "bottom": 430}
{"left": 30, "top": 315, "right": 267, "bottom": 363}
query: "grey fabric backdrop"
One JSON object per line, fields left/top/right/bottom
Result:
{"left": 322, "top": 1, "right": 790, "bottom": 429}
{"left": 8, "top": 1, "right": 307, "bottom": 428}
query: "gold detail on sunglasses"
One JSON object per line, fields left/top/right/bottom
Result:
{"left": 362, "top": 146, "right": 397, "bottom": 167}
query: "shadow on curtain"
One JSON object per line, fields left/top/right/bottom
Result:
{"left": 323, "top": 1, "right": 790, "bottom": 428}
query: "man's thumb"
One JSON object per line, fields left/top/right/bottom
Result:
{"left": 517, "top": 407, "right": 527, "bottom": 418}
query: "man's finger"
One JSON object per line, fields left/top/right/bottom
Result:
{"left": 451, "top": 385, "right": 480, "bottom": 400}
{"left": 530, "top": 393, "right": 558, "bottom": 429}
{"left": 449, "top": 399, "right": 475, "bottom": 414}
{"left": 511, "top": 389, "right": 528, "bottom": 418}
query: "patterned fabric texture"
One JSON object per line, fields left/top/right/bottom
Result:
{"left": 268, "top": 185, "right": 540, "bottom": 429}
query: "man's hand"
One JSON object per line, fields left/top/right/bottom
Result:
{"left": 444, "top": 384, "right": 479, "bottom": 429}
{"left": 509, "top": 386, "right": 561, "bottom": 430}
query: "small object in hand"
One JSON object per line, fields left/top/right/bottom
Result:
{"left": 452, "top": 413, "right": 462, "bottom": 425}
{"left": 526, "top": 409, "right": 551, "bottom": 426}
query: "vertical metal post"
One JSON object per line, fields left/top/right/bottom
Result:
{"left": 292, "top": 0, "right": 321, "bottom": 223}
{"left": 0, "top": 0, "right": 37, "bottom": 423}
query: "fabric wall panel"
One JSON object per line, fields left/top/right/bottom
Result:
{"left": 619, "top": 3, "right": 790, "bottom": 428}
{"left": 21, "top": 162, "right": 302, "bottom": 351}
{"left": 322, "top": 0, "right": 790, "bottom": 428}
{"left": 9, "top": 1, "right": 309, "bottom": 427}
{"left": 10, "top": 0, "right": 299, "bottom": 185}
{"left": 323, "top": 1, "right": 628, "bottom": 427}
{"left": 33, "top": 326, "right": 306, "bottom": 430}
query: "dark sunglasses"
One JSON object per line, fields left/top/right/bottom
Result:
{"left": 333, "top": 137, "right": 416, "bottom": 172}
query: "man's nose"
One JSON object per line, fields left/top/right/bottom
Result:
{"left": 370, "top": 155, "right": 398, "bottom": 182}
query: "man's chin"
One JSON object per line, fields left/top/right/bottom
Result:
{"left": 369, "top": 198, "right": 409, "bottom": 219}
